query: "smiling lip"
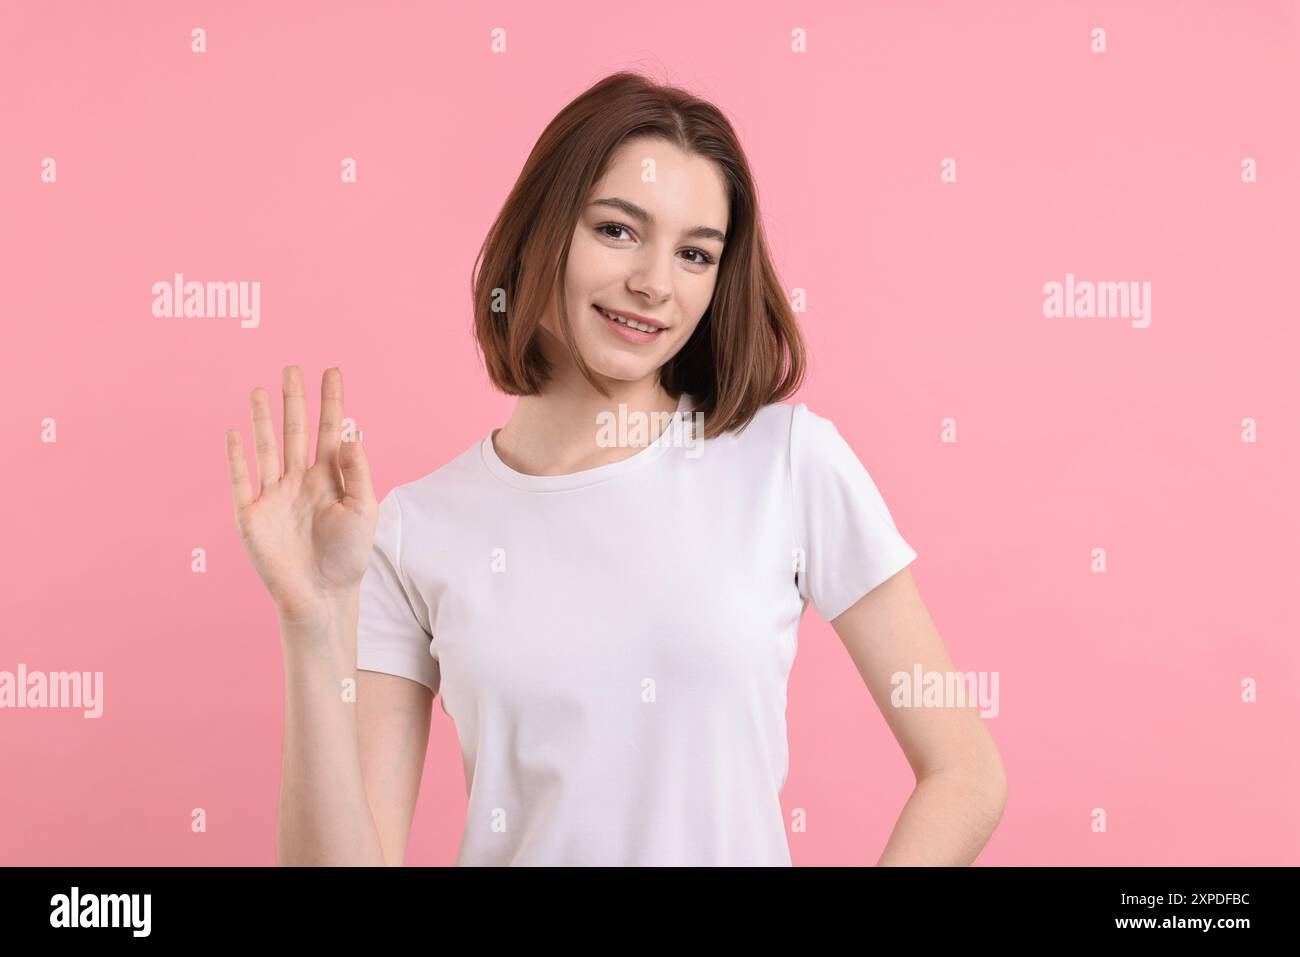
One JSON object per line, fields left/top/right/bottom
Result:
{"left": 595, "top": 305, "right": 669, "bottom": 330}
{"left": 594, "top": 304, "right": 668, "bottom": 344}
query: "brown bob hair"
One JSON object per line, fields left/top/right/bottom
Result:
{"left": 470, "top": 70, "right": 806, "bottom": 440}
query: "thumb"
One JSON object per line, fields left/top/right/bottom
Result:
{"left": 339, "top": 431, "right": 375, "bottom": 506}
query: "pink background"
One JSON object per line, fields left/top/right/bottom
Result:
{"left": 2, "top": 1, "right": 1297, "bottom": 865}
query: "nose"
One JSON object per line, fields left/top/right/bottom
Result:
{"left": 626, "top": 247, "right": 673, "bottom": 304}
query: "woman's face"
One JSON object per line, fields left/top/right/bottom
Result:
{"left": 540, "top": 136, "right": 729, "bottom": 389}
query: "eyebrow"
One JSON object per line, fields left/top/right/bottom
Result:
{"left": 589, "top": 197, "right": 727, "bottom": 245}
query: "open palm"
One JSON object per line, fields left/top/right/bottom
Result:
{"left": 225, "top": 366, "right": 378, "bottom": 622}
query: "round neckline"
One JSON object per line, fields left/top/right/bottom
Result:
{"left": 481, "top": 392, "right": 695, "bottom": 492}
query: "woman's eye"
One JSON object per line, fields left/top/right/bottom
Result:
{"left": 597, "top": 223, "right": 715, "bottom": 266}
{"left": 598, "top": 223, "right": 632, "bottom": 241}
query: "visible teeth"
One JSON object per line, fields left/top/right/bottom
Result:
{"left": 598, "top": 306, "right": 659, "bottom": 333}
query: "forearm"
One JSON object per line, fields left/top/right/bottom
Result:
{"left": 876, "top": 766, "right": 1006, "bottom": 866}
{"left": 276, "top": 591, "right": 387, "bottom": 866}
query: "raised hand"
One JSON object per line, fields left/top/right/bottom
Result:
{"left": 225, "top": 366, "right": 378, "bottom": 624}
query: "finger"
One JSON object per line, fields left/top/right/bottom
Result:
{"left": 282, "top": 365, "right": 309, "bottom": 474}
{"left": 315, "top": 367, "right": 343, "bottom": 474}
{"left": 250, "top": 386, "right": 281, "bottom": 491}
{"left": 339, "top": 429, "right": 375, "bottom": 506}
{"left": 225, "top": 429, "right": 255, "bottom": 511}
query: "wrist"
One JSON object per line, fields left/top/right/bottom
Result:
{"left": 277, "top": 589, "right": 360, "bottom": 645}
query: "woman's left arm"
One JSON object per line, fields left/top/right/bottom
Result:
{"left": 831, "top": 567, "right": 1007, "bottom": 865}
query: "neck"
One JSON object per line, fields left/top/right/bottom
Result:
{"left": 492, "top": 372, "right": 680, "bottom": 477}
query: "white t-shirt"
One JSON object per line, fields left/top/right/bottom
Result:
{"left": 356, "top": 392, "right": 917, "bottom": 866}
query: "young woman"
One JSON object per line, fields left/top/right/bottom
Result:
{"left": 225, "top": 72, "right": 1007, "bottom": 867}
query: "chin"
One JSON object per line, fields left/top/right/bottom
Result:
{"left": 585, "top": 352, "right": 660, "bottom": 383}
{"left": 569, "top": 322, "right": 658, "bottom": 378}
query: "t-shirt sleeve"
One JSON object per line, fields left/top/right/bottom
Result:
{"left": 789, "top": 403, "right": 918, "bottom": 622}
{"left": 356, "top": 487, "right": 441, "bottom": 695}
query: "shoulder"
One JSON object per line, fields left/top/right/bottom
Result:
{"left": 703, "top": 398, "right": 850, "bottom": 464}
{"left": 715, "top": 398, "right": 811, "bottom": 446}
{"left": 738, "top": 399, "right": 842, "bottom": 458}
{"left": 382, "top": 437, "right": 485, "bottom": 520}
